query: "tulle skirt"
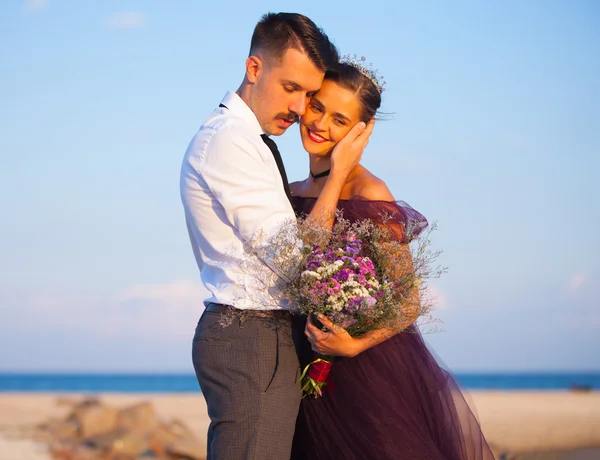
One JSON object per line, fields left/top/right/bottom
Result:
{"left": 291, "top": 322, "right": 495, "bottom": 460}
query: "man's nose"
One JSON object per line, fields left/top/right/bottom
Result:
{"left": 289, "top": 94, "right": 308, "bottom": 117}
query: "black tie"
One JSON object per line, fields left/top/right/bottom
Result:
{"left": 219, "top": 104, "right": 293, "bottom": 206}
{"left": 261, "top": 134, "right": 294, "bottom": 206}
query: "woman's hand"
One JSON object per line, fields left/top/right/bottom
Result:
{"left": 305, "top": 314, "right": 364, "bottom": 358}
{"left": 329, "top": 117, "right": 375, "bottom": 178}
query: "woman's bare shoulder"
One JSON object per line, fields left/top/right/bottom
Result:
{"left": 348, "top": 166, "right": 395, "bottom": 201}
{"left": 290, "top": 180, "right": 306, "bottom": 197}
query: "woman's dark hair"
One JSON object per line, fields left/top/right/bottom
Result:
{"left": 250, "top": 13, "right": 338, "bottom": 72}
{"left": 325, "top": 63, "right": 382, "bottom": 123}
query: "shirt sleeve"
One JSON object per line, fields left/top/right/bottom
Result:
{"left": 199, "top": 126, "right": 297, "bottom": 246}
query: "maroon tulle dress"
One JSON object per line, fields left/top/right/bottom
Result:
{"left": 290, "top": 197, "right": 495, "bottom": 460}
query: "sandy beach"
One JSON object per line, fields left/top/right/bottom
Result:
{"left": 1, "top": 391, "right": 599, "bottom": 459}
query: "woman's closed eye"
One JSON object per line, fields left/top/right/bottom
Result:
{"left": 309, "top": 103, "right": 323, "bottom": 113}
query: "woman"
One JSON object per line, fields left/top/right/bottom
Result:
{"left": 290, "top": 58, "right": 495, "bottom": 460}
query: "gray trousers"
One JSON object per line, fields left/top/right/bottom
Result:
{"left": 192, "top": 308, "right": 302, "bottom": 460}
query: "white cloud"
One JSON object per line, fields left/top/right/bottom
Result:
{"left": 4, "top": 280, "right": 209, "bottom": 341}
{"left": 107, "top": 280, "right": 209, "bottom": 339}
{"left": 115, "top": 280, "right": 206, "bottom": 305}
{"left": 24, "top": 0, "right": 47, "bottom": 13}
{"left": 567, "top": 273, "right": 587, "bottom": 291}
{"left": 105, "top": 12, "right": 146, "bottom": 29}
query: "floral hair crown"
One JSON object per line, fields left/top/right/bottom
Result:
{"left": 339, "top": 54, "right": 386, "bottom": 93}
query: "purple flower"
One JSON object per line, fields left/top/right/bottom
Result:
{"left": 308, "top": 281, "right": 327, "bottom": 302}
{"left": 365, "top": 296, "right": 377, "bottom": 308}
{"left": 359, "top": 258, "right": 375, "bottom": 276}
{"left": 334, "top": 268, "right": 350, "bottom": 282}
{"left": 306, "top": 260, "right": 321, "bottom": 271}
{"left": 346, "top": 244, "right": 360, "bottom": 256}
{"left": 344, "top": 297, "right": 362, "bottom": 314}
{"left": 340, "top": 318, "right": 358, "bottom": 328}
{"left": 326, "top": 279, "right": 341, "bottom": 296}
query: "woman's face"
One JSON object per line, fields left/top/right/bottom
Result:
{"left": 299, "top": 79, "right": 362, "bottom": 156}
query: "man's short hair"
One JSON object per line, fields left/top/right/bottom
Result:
{"left": 249, "top": 12, "right": 339, "bottom": 72}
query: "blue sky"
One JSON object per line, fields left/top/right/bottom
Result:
{"left": 0, "top": 0, "right": 598, "bottom": 372}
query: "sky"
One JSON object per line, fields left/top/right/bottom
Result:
{"left": 0, "top": 0, "right": 598, "bottom": 373}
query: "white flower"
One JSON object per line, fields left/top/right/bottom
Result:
{"left": 301, "top": 270, "right": 322, "bottom": 280}
{"left": 316, "top": 261, "right": 344, "bottom": 278}
{"left": 342, "top": 280, "right": 361, "bottom": 289}
{"left": 367, "top": 278, "right": 380, "bottom": 288}
{"left": 326, "top": 295, "right": 345, "bottom": 311}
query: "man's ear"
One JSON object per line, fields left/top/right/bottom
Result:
{"left": 245, "top": 55, "right": 263, "bottom": 83}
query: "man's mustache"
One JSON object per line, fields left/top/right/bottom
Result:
{"left": 276, "top": 113, "right": 299, "bottom": 123}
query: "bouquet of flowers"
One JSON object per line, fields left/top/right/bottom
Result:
{"left": 297, "top": 234, "right": 383, "bottom": 396}
{"left": 292, "top": 214, "right": 442, "bottom": 397}
{"left": 236, "top": 209, "right": 444, "bottom": 398}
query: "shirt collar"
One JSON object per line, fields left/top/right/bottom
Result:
{"left": 220, "top": 91, "right": 265, "bottom": 136}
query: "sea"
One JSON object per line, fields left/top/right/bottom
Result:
{"left": 0, "top": 372, "right": 598, "bottom": 393}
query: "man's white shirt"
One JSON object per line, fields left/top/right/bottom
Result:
{"left": 180, "top": 91, "right": 297, "bottom": 310}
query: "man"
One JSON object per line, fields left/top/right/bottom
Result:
{"left": 180, "top": 12, "right": 373, "bottom": 460}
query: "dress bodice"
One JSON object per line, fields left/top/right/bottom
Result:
{"left": 291, "top": 196, "right": 428, "bottom": 243}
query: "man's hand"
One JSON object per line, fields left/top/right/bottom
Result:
{"left": 330, "top": 117, "right": 375, "bottom": 177}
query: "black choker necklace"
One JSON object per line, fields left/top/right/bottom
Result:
{"left": 310, "top": 168, "right": 331, "bottom": 182}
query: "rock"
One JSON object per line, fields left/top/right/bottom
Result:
{"left": 117, "top": 403, "right": 158, "bottom": 432}
{"left": 30, "top": 424, "right": 57, "bottom": 443}
{"left": 165, "top": 438, "right": 205, "bottom": 460}
{"left": 56, "top": 396, "right": 85, "bottom": 408}
{"left": 72, "top": 404, "right": 119, "bottom": 438}
{"left": 23, "top": 398, "right": 203, "bottom": 460}
{"left": 51, "top": 443, "right": 101, "bottom": 460}
{"left": 570, "top": 383, "right": 593, "bottom": 393}
{"left": 162, "top": 419, "right": 197, "bottom": 440}
{"left": 87, "top": 428, "right": 149, "bottom": 457}
{"left": 73, "top": 397, "right": 103, "bottom": 409}
{"left": 146, "top": 423, "right": 180, "bottom": 457}
{"left": 49, "top": 420, "right": 80, "bottom": 440}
